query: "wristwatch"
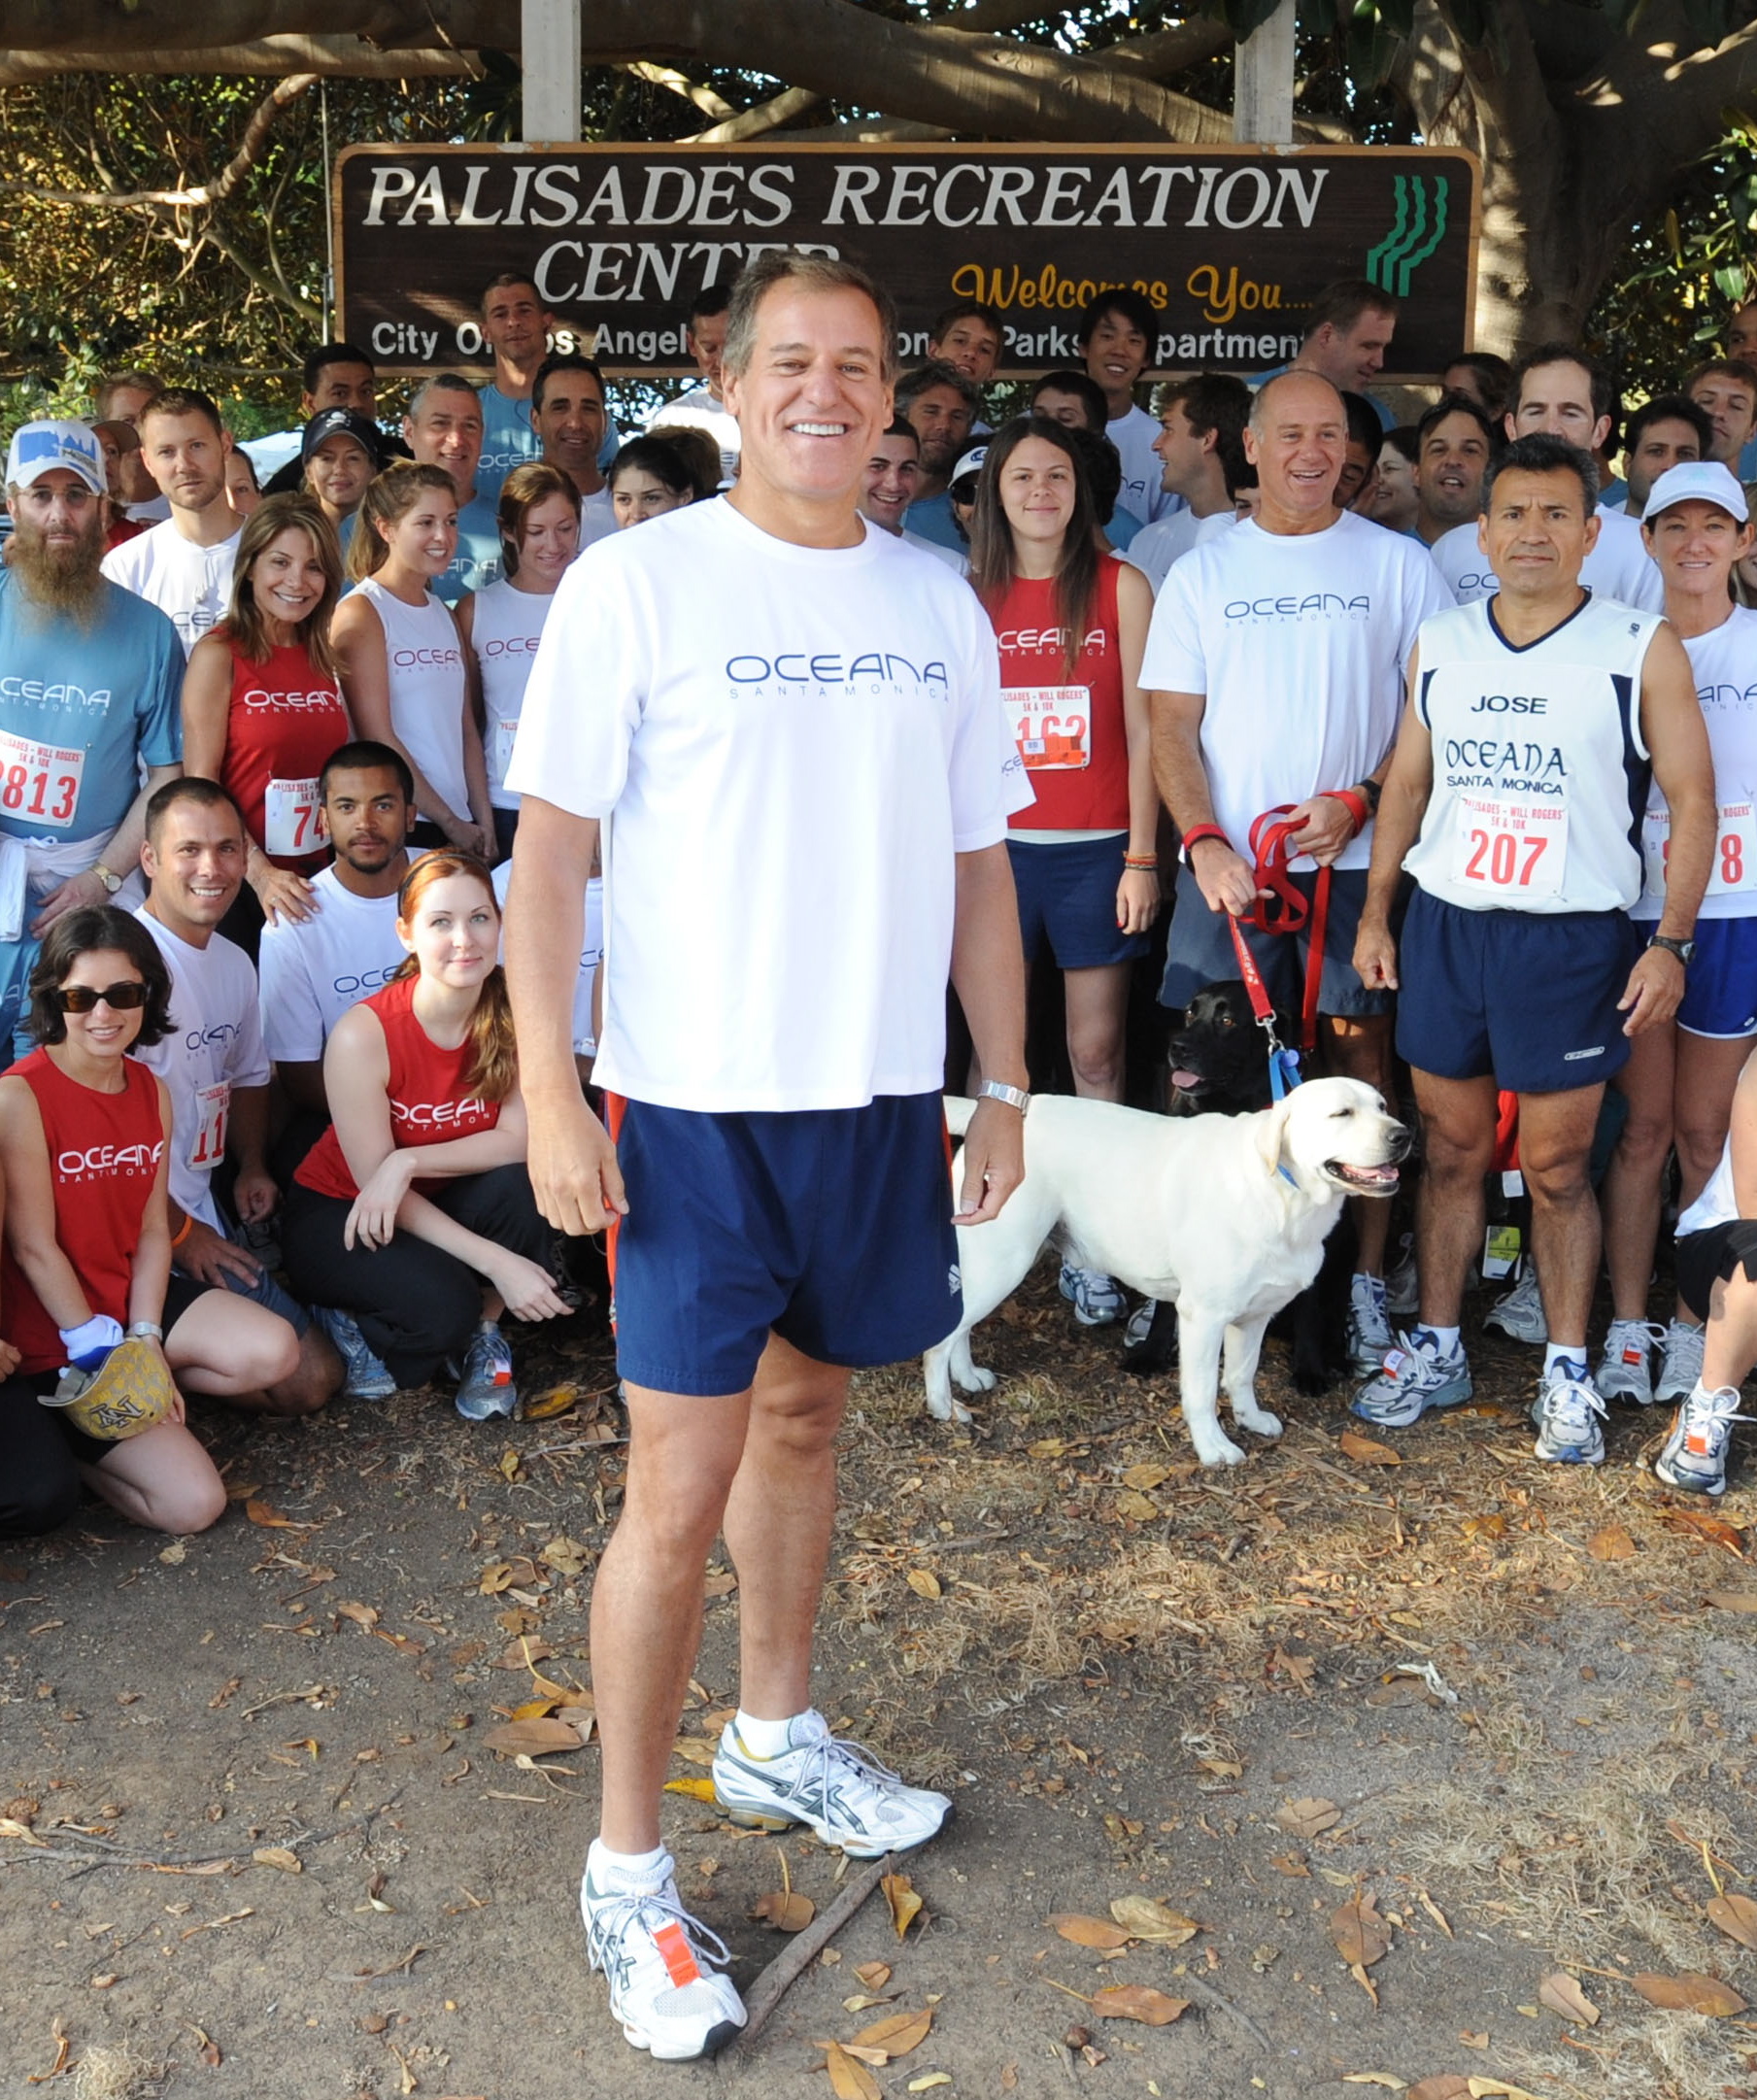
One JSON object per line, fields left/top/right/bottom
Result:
{"left": 92, "top": 863, "right": 122, "bottom": 895}
{"left": 1648, "top": 933, "right": 1696, "bottom": 967}
{"left": 125, "top": 1321, "right": 163, "bottom": 1340}
{"left": 979, "top": 1080, "right": 1031, "bottom": 1114}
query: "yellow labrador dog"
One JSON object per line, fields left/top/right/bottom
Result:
{"left": 925, "top": 1080, "right": 1407, "bottom": 1464}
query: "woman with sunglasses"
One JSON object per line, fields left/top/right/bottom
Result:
{"left": 968, "top": 415, "right": 1159, "bottom": 1330}
{"left": 0, "top": 910, "right": 299, "bottom": 1536}
{"left": 282, "top": 853, "right": 570, "bottom": 1418}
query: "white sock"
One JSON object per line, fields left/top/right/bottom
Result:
{"left": 1415, "top": 1324, "right": 1460, "bottom": 1357}
{"left": 734, "top": 1709, "right": 804, "bottom": 1758}
{"left": 587, "top": 1838, "right": 669, "bottom": 1889}
{"left": 1544, "top": 1342, "right": 1587, "bottom": 1374}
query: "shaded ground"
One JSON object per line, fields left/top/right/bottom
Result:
{"left": 5, "top": 1265, "right": 1757, "bottom": 2100}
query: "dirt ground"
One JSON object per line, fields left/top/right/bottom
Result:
{"left": 5, "top": 1261, "right": 1757, "bottom": 2100}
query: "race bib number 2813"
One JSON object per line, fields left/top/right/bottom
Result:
{"left": 0, "top": 729, "right": 84, "bottom": 830}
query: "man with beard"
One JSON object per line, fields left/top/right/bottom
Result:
{"left": 1412, "top": 392, "right": 1499, "bottom": 547}
{"left": 0, "top": 420, "right": 184, "bottom": 1048}
{"left": 101, "top": 388, "right": 242, "bottom": 656}
{"left": 898, "top": 359, "right": 981, "bottom": 552}
{"left": 1607, "top": 396, "right": 1711, "bottom": 520}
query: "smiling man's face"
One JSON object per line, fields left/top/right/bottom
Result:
{"left": 722, "top": 283, "right": 893, "bottom": 508}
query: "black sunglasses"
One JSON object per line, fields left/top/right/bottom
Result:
{"left": 55, "top": 980, "right": 148, "bottom": 1014}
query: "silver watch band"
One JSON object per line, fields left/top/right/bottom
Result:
{"left": 979, "top": 1080, "right": 1031, "bottom": 1113}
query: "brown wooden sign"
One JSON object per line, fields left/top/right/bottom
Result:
{"left": 335, "top": 143, "right": 1478, "bottom": 380}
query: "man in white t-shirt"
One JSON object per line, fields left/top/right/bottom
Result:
{"left": 648, "top": 285, "right": 739, "bottom": 487}
{"left": 1077, "top": 288, "right": 1177, "bottom": 524}
{"left": 476, "top": 270, "right": 551, "bottom": 505}
{"left": 1125, "top": 373, "right": 1248, "bottom": 593}
{"left": 505, "top": 251, "right": 1027, "bottom": 2063}
{"left": 258, "top": 741, "right": 417, "bottom": 1120}
{"left": 1144, "top": 370, "right": 1450, "bottom": 1372}
{"left": 100, "top": 388, "right": 242, "bottom": 657}
{"left": 134, "top": 778, "right": 341, "bottom": 1415}
{"left": 1607, "top": 396, "right": 1709, "bottom": 519}
{"left": 403, "top": 375, "right": 497, "bottom": 603}
{"left": 532, "top": 354, "right": 617, "bottom": 545}
{"left": 1412, "top": 392, "right": 1497, "bottom": 546}
{"left": 1432, "top": 346, "right": 1665, "bottom": 611}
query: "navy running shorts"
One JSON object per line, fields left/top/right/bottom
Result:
{"left": 1007, "top": 834, "right": 1149, "bottom": 971}
{"left": 1159, "top": 864, "right": 1391, "bottom": 1018}
{"left": 1396, "top": 887, "right": 1640, "bottom": 1094}
{"left": 605, "top": 1092, "right": 963, "bottom": 1396}
{"left": 1677, "top": 916, "right": 1757, "bottom": 1039}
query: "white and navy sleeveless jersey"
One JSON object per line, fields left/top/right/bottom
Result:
{"left": 1402, "top": 592, "right": 1662, "bottom": 915}
{"left": 1635, "top": 603, "right": 1757, "bottom": 923}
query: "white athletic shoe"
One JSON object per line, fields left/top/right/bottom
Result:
{"left": 1351, "top": 1330, "right": 1473, "bottom": 1428}
{"left": 1532, "top": 1359, "right": 1607, "bottom": 1466}
{"left": 581, "top": 1847, "right": 746, "bottom": 2060}
{"left": 1345, "top": 1272, "right": 1393, "bottom": 1375}
{"left": 711, "top": 1710, "right": 951, "bottom": 1858}
{"left": 1060, "top": 1262, "right": 1126, "bottom": 1327}
{"left": 1655, "top": 1381, "right": 1748, "bottom": 1497}
{"left": 1654, "top": 1319, "right": 1706, "bottom": 1407}
{"left": 1483, "top": 1267, "right": 1546, "bottom": 1345}
{"left": 1595, "top": 1318, "right": 1666, "bottom": 1406}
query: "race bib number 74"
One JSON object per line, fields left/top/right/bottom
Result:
{"left": 1452, "top": 794, "right": 1568, "bottom": 900}
{"left": 0, "top": 729, "right": 84, "bottom": 830}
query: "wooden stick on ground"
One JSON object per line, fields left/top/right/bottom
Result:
{"left": 726, "top": 1847, "right": 906, "bottom": 2049}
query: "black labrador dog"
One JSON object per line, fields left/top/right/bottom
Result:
{"left": 1123, "top": 980, "right": 1358, "bottom": 1396}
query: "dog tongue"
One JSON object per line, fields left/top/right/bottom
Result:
{"left": 1170, "top": 1068, "right": 1201, "bottom": 1090}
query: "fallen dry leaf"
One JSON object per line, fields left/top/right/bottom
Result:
{"left": 1268, "top": 1851, "right": 1310, "bottom": 1878}
{"left": 1340, "top": 1427, "right": 1402, "bottom": 1466}
{"left": 1659, "top": 1507, "right": 1747, "bottom": 1556}
{"left": 1417, "top": 1890, "right": 1453, "bottom": 1938}
{"left": 1707, "top": 1891, "right": 1757, "bottom": 1949}
{"left": 1461, "top": 1513, "right": 1506, "bottom": 1542}
{"left": 852, "top": 2006, "right": 932, "bottom": 2057}
{"left": 1331, "top": 1896, "right": 1391, "bottom": 1967}
{"left": 1090, "top": 1985, "right": 1189, "bottom": 2025}
{"left": 1407, "top": 2082, "right": 1471, "bottom": 2100}
{"left": 1537, "top": 1971, "right": 1599, "bottom": 2024}
{"left": 1586, "top": 1524, "right": 1636, "bottom": 1561}
{"left": 905, "top": 1569, "right": 942, "bottom": 1601}
{"left": 1114, "top": 1489, "right": 1160, "bottom": 1521}
{"left": 751, "top": 1888, "right": 814, "bottom": 1932}
{"left": 522, "top": 1382, "right": 585, "bottom": 1421}
{"left": 1458, "top": 2032, "right": 1489, "bottom": 2049}
{"left": 1341, "top": 2080, "right": 1406, "bottom": 2092}
{"left": 335, "top": 1600, "right": 379, "bottom": 1628}
{"left": 907, "top": 2079, "right": 952, "bottom": 2093}
{"left": 482, "top": 1716, "right": 590, "bottom": 1757}
{"left": 1109, "top": 1894, "right": 1199, "bottom": 1945}
{"left": 251, "top": 1846, "right": 302, "bottom": 1873}
{"left": 1051, "top": 1914, "right": 1132, "bottom": 1949}
{"left": 1350, "top": 1961, "right": 1379, "bottom": 2007}
{"left": 1632, "top": 1970, "right": 1746, "bottom": 2014}
{"left": 854, "top": 1961, "right": 892, "bottom": 1990}
{"left": 882, "top": 1873, "right": 924, "bottom": 1939}
{"left": 824, "top": 2041, "right": 882, "bottom": 2100}
{"left": 671, "top": 1737, "right": 719, "bottom": 1766}
{"left": 1466, "top": 2083, "right": 1548, "bottom": 2100}
{"left": 1122, "top": 1462, "right": 1171, "bottom": 1491}
{"left": 1706, "top": 1588, "right": 1757, "bottom": 1613}
{"left": 540, "top": 1537, "right": 591, "bottom": 1578}
{"left": 245, "top": 1498, "right": 303, "bottom": 1529}
{"left": 1275, "top": 1796, "right": 1341, "bottom": 1839}
{"left": 702, "top": 1570, "right": 737, "bottom": 1599}
{"left": 663, "top": 1776, "right": 718, "bottom": 1803}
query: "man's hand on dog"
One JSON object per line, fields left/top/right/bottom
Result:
{"left": 954, "top": 1098, "right": 1026, "bottom": 1224}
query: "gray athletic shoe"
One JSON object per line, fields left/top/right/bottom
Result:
{"left": 312, "top": 1304, "right": 396, "bottom": 1401}
{"left": 1352, "top": 1330, "right": 1473, "bottom": 1428}
{"left": 581, "top": 1848, "right": 745, "bottom": 2060}
{"left": 1655, "top": 1381, "right": 1747, "bottom": 1497}
{"left": 1060, "top": 1262, "right": 1126, "bottom": 1327}
{"left": 1654, "top": 1319, "right": 1706, "bottom": 1407}
{"left": 1531, "top": 1359, "right": 1607, "bottom": 1465}
{"left": 1483, "top": 1266, "right": 1546, "bottom": 1345}
{"left": 1596, "top": 1318, "right": 1666, "bottom": 1406}
{"left": 1345, "top": 1272, "right": 1393, "bottom": 1375}
{"left": 711, "top": 1710, "right": 950, "bottom": 1858}
{"left": 451, "top": 1321, "right": 516, "bottom": 1421}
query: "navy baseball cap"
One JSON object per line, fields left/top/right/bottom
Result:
{"left": 301, "top": 407, "right": 381, "bottom": 463}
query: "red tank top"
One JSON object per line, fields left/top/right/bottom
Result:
{"left": 1, "top": 1051, "right": 166, "bottom": 1375}
{"left": 992, "top": 559, "right": 1130, "bottom": 832}
{"left": 220, "top": 633, "right": 351, "bottom": 873}
{"left": 295, "top": 972, "right": 501, "bottom": 1202}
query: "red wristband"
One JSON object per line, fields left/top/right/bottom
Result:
{"left": 1179, "top": 824, "right": 1232, "bottom": 864}
{"left": 1325, "top": 787, "right": 1369, "bottom": 836}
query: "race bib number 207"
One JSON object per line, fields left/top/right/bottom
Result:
{"left": 1452, "top": 794, "right": 1568, "bottom": 900}
{"left": 0, "top": 729, "right": 84, "bottom": 830}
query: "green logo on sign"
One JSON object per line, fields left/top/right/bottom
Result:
{"left": 1365, "top": 174, "right": 1449, "bottom": 298}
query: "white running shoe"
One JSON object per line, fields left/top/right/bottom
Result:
{"left": 1654, "top": 1319, "right": 1706, "bottom": 1407}
{"left": 1345, "top": 1272, "right": 1393, "bottom": 1375}
{"left": 581, "top": 1847, "right": 746, "bottom": 2060}
{"left": 1656, "top": 1381, "right": 1748, "bottom": 1497}
{"left": 1483, "top": 1267, "right": 1546, "bottom": 1345}
{"left": 1352, "top": 1330, "right": 1473, "bottom": 1428}
{"left": 1595, "top": 1318, "right": 1667, "bottom": 1406}
{"left": 1060, "top": 1262, "right": 1126, "bottom": 1327}
{"left": 1532, "top": 1359, "right": 1607, "bottom": 1465}
{"left": 711, "top": 1710, "right": 951, "bottom": 1859}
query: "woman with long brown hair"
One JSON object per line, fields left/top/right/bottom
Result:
{"left": 968, "top": 414, "right": 1159, "bottom": 1328}
{"left": 281, "top": 852, "right": 569, "bottom": 1416}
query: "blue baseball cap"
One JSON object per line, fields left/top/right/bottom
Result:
{"left": 6, "top": 419, "right": 105, "bottom": 495}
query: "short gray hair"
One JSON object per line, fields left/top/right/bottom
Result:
{"left": 723, "top": 252, "right": 899, "bottom": 386}
{"left": 896, "top": 358, "right": 983, "bottom": 414}
{"left": 406, "top": 372, "right": 480, "bottom": 423}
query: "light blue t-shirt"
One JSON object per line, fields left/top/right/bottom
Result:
{"left": 902, "top": 490, "right": 965, "bottom": 555}
{"left": 476, "top": 383, "right": 539, "bottom": 507}
{"left": 0, "top": 570, "right": 183, "bottom": 841}
{"left": 440, "top": 492, "right": 503, "bottom": 605}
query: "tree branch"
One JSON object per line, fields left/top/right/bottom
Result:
{"left": 683, "top": 86, "right": 826, "bottom": 144}
{"left": 1094, "top": 19, "right": 1233, "bottom": 77}
{"left": 616, "top": 59, "right": 735, "bottom": 119}
{"left": 0, "top": 36, "right": 476, "bottom": 84}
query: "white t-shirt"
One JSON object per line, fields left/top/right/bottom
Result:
{"left": 1636, "top": 603, "right": 1757, "bottom": 923}
{"left": 101, "top": 520, "right": 242, "bottom": 659}
{"left": 506, "top": 499, "right": 1016, "bottom": 1111}
{"left": 132, "top": 909, "right": 270, "bottom": 1231}
{"left": 1141, "top": 511, "right": 1450, "bottom": 872}
{"left": 1123, "top": 509, "right": 1235, "bottom": 594}
{"left": 902, "top": 527, "right": 968, "bottom": 577}
{"left": 580, "top": 486, "right": 618, "bottom": 548}
{"left": 470, "top": 578, "right": 556, "bottom": 809}
{"left": 1680, "top": 1135, "right": 1740, "bottom": 1236}
{"left": 1433, "top": 503, "right": 1664, "bottom": 614}
{"left": 256, "top": 864, "right": 408, "bottom": 1063}
{"left": 649, "top": 385, "right": 740, "bottom": 487}
{"left": 493, "top": 861, "right": 602, "bottom": 1054}
{"left": 1402, "top": 593, "right": 1660, "bottom": 916}
{"left": 1107, "top": 404, "right": 1180, "bottom": 526}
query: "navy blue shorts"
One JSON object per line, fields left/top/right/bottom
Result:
{"left": 1159, "top": 864, "right": 1390, "bottom": 1018}
{"left": 1397, "top": 888, "right": 1639, "bottom": 1093}
{"left": 605, "top": 1093, "right": 962, "bottom": 1396}
{"left": 1676, "top": 916, "right": 1757, "bottom": 1038}
{"left": 1008, "top": 834, "right": 1148, "bottom": 971}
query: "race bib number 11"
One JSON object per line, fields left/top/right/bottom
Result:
{"left": 0, "top": 729, "right": 84, "bottom": 830}
{"left": 1453, "top": 794, "right": 1568, "bottom": 900}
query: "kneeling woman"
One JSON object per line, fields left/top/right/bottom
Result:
{"left": 283, "top": 852, "right": 569, "bottom": 1416}
{"left": 0, "top": 911, "right": 300, "bottom": 1538}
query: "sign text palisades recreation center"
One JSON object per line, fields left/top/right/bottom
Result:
{"left": 336, "top": 145, "right": 1479, "bottom": 379}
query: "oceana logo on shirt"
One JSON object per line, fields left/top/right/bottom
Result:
{"left": 725, "top": 651, "right": 949, "bottom": 691}
{"left": 1701, "top": 681, "right": 1757, "bottom": 711}
{"left": 1443, "top": 737, "right": 1568, "bottom": 796}
{"left": 481, "top": 635, "right": 540, "bottom": 658}
{"left": 390, "top": 647, "right": 462, "bottom": 669}
{"left": 0, "top": 677, "right": 111, "bottom": 710}
{"left": 331, "top": 965, "right": 399, "bottom": 998}
{"left": 1223, "top": 593, "right": 1371, "bottom": 622}
{"left": 998, "top": 626, "right": 1109, "bottom": 656}
{"left": 184, "top": 1021, "right": 239, "bottom": 1052}
{"left": 57, "top": 1138, "right": 164, "bottom": 1180}
{"left": 240, "top": 688, "right": 343, "bottom": 711}
{"left": 391, "top": 1097, "right": 490, "bottom": 1129}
